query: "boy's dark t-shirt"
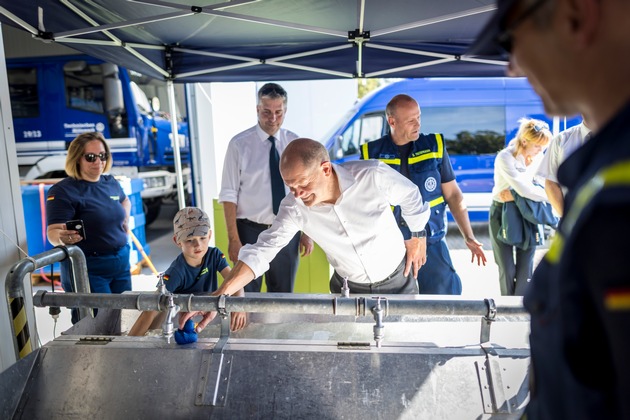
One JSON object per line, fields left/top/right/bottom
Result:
{"left": 162, "top": 247, "right": 229, "bottom": 293}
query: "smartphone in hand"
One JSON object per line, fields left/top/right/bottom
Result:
{"left": 66, "top": 219, "right": 87, "bottom": 240}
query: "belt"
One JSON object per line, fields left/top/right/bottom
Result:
{"left": 237, "top": 218, "right": 272, "bottom": 229}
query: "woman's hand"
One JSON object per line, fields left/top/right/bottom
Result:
{"left": 47, "top": 223, "right": 83, "bottom": 246}
{"left": 61, "top": 230, "right": 83, "bottom": 245}
{"left": 499, "top": 189, "right": 514, "bottom": 202}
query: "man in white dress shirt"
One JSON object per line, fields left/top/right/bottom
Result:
{"left": 536, "top": 116, "right": 591, "bottom": 216}
{"left": 219, "top": 83, "right": 313, "bottom": 293}
{"left": 211, "top": 138, "right": 431, "bottom": 301}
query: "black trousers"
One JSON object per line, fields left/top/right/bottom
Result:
{"left": 236, "top": 219, "right": 301, "bottom": 293}
{"left": 489, "top": 201, "right": 535, "bottom": 296}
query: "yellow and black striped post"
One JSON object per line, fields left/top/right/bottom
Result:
{"left": 9, "top": 296, "right": 32, "bottom": 359}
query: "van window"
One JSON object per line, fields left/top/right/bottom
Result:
{"left": 421, "top": 106, "right": 506, "bottom": 155}
{"left": 333, "top": 112, "right": 386, "bottom": 159}
{"left": 8, "top": 67, "right": 39, "bottom": 118}
{"left": 64, "top": 64, "right": 105, "bottom": 114}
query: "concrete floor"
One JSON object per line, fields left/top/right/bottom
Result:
{"left": 32, "top": 204, "right": 548, "bottom": 346}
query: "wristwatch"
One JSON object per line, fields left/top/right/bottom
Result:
{"left": 410, "top": 229, "right": 427, "bottom": 239}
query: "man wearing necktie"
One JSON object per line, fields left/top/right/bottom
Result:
{"left": 219, "top": 83, "right": 313, "bottom": 293}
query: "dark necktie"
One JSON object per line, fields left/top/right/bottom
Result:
{"left": 268, "top": 136, "right": 285, "bottom": 215}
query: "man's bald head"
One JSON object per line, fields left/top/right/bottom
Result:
{"left": 386, "top": 94, "right": 418, "bottom": 118}
{"left": 280, "top": 138, "right": 329, "bottom": 174}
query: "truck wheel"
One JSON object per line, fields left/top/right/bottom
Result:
{"left": 143, "top": 199, "right": 161, "bottom": 226}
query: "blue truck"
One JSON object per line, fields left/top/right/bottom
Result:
{"left": 7, "top": 54, "right": 191, "bottom": 225}
{"left": 323, "top": 77, "right": 581, "bottom": 222}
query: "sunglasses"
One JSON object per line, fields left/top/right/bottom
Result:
{"left": 83, "top": 152, "right": 108, "bottom": 163}
{"left": 533, "top": 122, "right": 549, "bottom": 132}
{"left": 496, "top": 0, "right": 548, "bottom": 53}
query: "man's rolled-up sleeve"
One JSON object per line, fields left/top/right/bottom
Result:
{"left": 218, "top": 142, "right": 239, "bottom": 204}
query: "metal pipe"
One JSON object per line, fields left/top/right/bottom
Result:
{"left": 162, "top": 294, "right": 179, "bottom": 343}
{"left": 33, "top": 292, "right": 528, "bottom": 320}
{"left": 372, "top": 297, "right": 384, "bottom": 348}
{"left": 4, "top": 245, "right": 89, "bottom": 359}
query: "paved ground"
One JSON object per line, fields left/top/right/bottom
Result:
{"left": 32, "top": 204, "right": 548, "bottom": 346}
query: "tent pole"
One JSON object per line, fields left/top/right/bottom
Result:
{"left": 167, "top": 80, "right": 186, "bottom": 209}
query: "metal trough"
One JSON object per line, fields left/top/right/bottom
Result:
{"left": 1, "top": 249, "right": 531, "bottom": 419}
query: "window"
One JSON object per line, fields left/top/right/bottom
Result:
{"left": 421, "top": 106, "right": 506, "bottom": 155}
{"left": 64, "top": 62, "right": 105, "bottom": 114}
{"left": 8, "top": 67, "right": 39, "bottom": 118}
{"left": 333, "top": 113, "right": 386, "bottom": 159}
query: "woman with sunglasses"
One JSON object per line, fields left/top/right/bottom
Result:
{"left": 489, "top": 118, "right": 553, "bottom": 296}
{"left": 46, "top": 131, "right": 132, "bottom": 324}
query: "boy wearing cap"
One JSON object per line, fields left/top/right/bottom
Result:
{"left": 129, "top": 207, "right": 246, "bottom": 336}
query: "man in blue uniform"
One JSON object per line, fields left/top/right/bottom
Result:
{"left": 470, "top": 0, "right": 630, "bottom": 418}
{"left": 361, "top": 94, "right": 486, "bottom": 294}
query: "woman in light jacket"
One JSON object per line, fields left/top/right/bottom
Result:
{"left": 489, "top": 118, "right": 552, "bottom": 296}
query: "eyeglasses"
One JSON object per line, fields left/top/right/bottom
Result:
{"left": 496, "top": 0, "right": 548, "bottom": 53}
{"left": 83, "top": 152, "right": 108, "bottom": 163}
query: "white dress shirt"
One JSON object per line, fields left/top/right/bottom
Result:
{"left": 219, "top": 124, "right": 299, "bottom": 225}
{"left": 537, "top": 122, "right": 591, "bottom": 183}
{"left": 239, "top": 160, "right": 431, "bottom": 284}
{"left": 492, "top": 143, "right": 549, "bottom": 203}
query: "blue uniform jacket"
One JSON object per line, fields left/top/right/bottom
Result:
{"left": 497, "top": 189, "right": 559, "bottom": 250}
{"left": 524, "top": 99, "right": 630, "bottom": 419}
{"left": 361, "top": 133, "right": 452, "bottom": 244}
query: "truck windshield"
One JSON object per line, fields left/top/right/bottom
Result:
{"left": 130, "top": 82, "right": 152, "bottom": 115}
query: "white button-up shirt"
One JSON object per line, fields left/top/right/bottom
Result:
{"left": 537, "top": 122, "right": 591, "bottom": 183}
{"left": 219, "top": 124, "right": 299, "bottom": 225}
{"left": 239, "top": 160, "right": 430, "bottom": 284}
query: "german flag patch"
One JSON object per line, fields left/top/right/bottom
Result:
{"left": 604, "top": 288, "right": 630, "bottom": 311}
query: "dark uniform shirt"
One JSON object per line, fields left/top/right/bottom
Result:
{"left": 46, "top": 175, "right": 128, "bottom": 254}
{"left": 524, "top": 100, "right": 630, "bottom": 419}
{"left": 362, "top": 133, "right": 455, "bottom": 242}
{"left": 163, "top": 247, "right": 229, "bottom": 294}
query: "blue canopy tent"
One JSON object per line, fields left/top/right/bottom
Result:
{"left": 0, "top": 0, "right": 504, "bottom": 206}
{"left": 0, "top": 0, "right": 504, "bottom": 82}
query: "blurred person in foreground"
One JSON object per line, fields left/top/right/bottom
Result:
{"left": 470, "top": 0, "right": 630, "bottom": 418}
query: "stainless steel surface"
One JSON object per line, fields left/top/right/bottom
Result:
{"left": 2, "top": 294, "right": 531, "bottom": 419}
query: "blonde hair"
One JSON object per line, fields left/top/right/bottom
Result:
{"left": 512, "top": 117, "right": 552, "bottom": 156}
{"left": 65, "top": 132, "right": 113, "bottom": 179}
